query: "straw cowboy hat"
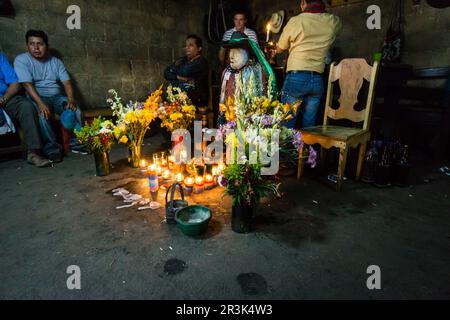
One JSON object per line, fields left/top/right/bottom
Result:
{"left": 269, "top": 10, "right": 285, "bottom": 33}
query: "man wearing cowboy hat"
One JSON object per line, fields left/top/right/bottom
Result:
{"left": 219, "top": 11, "right": 259, "bottom": 66}
{"left": 272, "top": 0, "right": 342, "bottom": 128}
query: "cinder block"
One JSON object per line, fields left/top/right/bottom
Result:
{"left": 101, "top": 59, "right": 132, "bottom": 76}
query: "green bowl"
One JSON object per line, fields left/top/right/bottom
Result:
{"left": 175, "top": 205, "right": 212, "bottom": 236}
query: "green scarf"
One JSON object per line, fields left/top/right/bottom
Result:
{"left": 226, "top": 37, "right": 278, "bottom": 99}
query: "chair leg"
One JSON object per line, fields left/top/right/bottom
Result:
{"left": 336, "top": 147, "right": 348, "bottom": 191}
{"left": 297, "top": 144, "right": 304, "bottom": 180}
{"left": 356, "top": 143, "right": 367, "bottom": 181}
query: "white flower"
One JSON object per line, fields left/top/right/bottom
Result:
{"left": 99, "top": 128, "right": 112, "bottom": 134}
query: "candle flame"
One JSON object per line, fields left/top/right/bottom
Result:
{"left": 163, "top": 169, "right": 171, "bottom": 179}
{"left": 195, "top": 176, "right": 204, "bottom": 185}
{"left": 267, "top": 23, "right": 271, "bottom": 31}
{"left": 184, "top": 177, "right": 194, "bottom": 186}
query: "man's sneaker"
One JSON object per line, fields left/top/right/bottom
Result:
{"left": 27, "top": 152, "right": 52, "bottom": 168}
{"left": 71, "top": 144, "right": 89, "bottom": 155}
{"left": 48, "top": 152, "right": 63, "bottom": 163}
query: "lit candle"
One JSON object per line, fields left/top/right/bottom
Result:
{"left": 156, "top": 165, "right": 162, "bottom": 176}
{"left": 140, "top": 159, "right": 148, "bottom": 175}
{"left": 148, "top": 164, "right": 156, "bottom": 173}
{"left": 205, "top": 174, "right": 215, "bottom": 190}
{"left": 212, "top": 166, "right": 218, "bottom": 177}
{"left": 184, "top": 176, "right": 195, "bottom": 187}
{"left": 162, "top": 169, "right": 171, "bottom": 180}
{"left": 194, "top": 176, "right": 204, "bottom": 193}
{"left": 266, "top": 23, "right": 271, "bottom": 42}
{"left": 184, "top": 176, "right": 194, "bottom": 195}
{"left": 176, "top": 173, "right": 184, "bottom": 183}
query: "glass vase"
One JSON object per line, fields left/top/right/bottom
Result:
{"left": 128, "top": 143, "right": 141, "bottom": 168}
{"left": 94, "top": 151, "right": 110, "bottom": 176}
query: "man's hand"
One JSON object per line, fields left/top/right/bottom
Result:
{"left": 0, "top": 96, "right": 7, "bottom": 107}
{"left": 66, "top": 99, "right": 77, "bottom": 111}
{"left": 37, "top": 102, "right": 51, "bottom": 119}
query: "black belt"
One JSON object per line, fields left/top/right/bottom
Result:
{"left": 287, "top": 70, "right": 322, "bottom": 76}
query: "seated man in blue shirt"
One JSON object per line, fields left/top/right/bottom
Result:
{"left": 14, "top": 30, "right": 86, "bottom": 162}
{"left": 0, "top": 51, "right": 50, "bottom": 167}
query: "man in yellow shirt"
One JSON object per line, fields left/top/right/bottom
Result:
{"left": 272, "top": 0, "right": 342, "bottom": 128}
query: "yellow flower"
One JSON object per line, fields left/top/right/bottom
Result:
{"left": 170, "top": 112, "right": 183, "bottom": 121}
{"left": 124, "top": 112, "right": 136, "bottom": 123}
{"left": 119, "top": 135, "right": 128, "bottom": 144}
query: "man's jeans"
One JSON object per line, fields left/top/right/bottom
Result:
{"left": 281, "top": 71, "right": 324, "bottom": 128}
{"left": 31, "top": 95, "right": 82, "bottom": 156}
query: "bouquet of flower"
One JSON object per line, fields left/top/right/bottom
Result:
{"left": 107, "top": 86, "right": 162, "bottom": 167}
{"left": 219, "top": 74, "right": 317, "bottom": 207}
{"left": 158, "top": 85, "right": 196, "bottom": 132}
{"left": 75, "top": 117, "right": 115, "bottom": 154}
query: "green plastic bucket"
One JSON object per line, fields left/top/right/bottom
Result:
{"left": 175, "top": 205, "right": 212, "bottom": 236}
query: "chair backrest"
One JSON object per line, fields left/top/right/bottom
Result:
{"left": 323, "top": 58, "right": 379, "bottom": 130}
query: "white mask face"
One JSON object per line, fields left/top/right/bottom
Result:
{"left": 229, "top": 48, "right": 249, "bottom": 70}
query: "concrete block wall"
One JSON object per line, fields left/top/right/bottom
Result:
{"left": 249, "top": 0, "right": 450, "bottom": 70}
{"left": 0, "top": 0, "right": 208, "bottom": 109}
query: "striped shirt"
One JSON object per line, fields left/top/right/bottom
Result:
{"left": 222, "top": 27, "right": 259, "bottom": 47}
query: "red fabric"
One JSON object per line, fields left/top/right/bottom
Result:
{"left": 224, "top": 73, "right": 236, "bottom": 100}
{"left": 303, "top": 2, "right": 326, "bottom": 13}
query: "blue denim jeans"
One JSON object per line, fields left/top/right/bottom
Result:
{"left": 281, "top": 71, "right": 324, "bottom": 128}
{"left": 31, "top": 95, "right": 83, "bottom": 156}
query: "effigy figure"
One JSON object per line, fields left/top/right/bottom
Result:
{"left": 219, "top": 32, "right": 277, "bottom": 125}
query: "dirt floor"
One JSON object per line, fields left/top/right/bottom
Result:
{"left": 0, "top": 135, "right": 449, "bottom": 299}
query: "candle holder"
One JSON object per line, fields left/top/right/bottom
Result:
{"left": 175, "top": 173, "right": 185, "bottom": 184}
{"left": 152, "top": 153, "right": 160, "bottom": 166}
{"left": 162, "top": 169, "right": 172, "bottom": 184}
{"left": 194, "top": 176, "right": 204, "bottom": 194}
{"left": 139, "top": 160, "right": 148, "bottom": 176}
{"left": 204, "top": 174, "right": 215, "bottom": 190}
{"left": 184, "top": 176, "right": 194, "bottom": 196}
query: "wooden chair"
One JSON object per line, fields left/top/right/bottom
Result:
{"left": 297, "top": 58, "right": 380, "bottom": 191}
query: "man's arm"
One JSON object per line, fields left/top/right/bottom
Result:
{"left": 164, "top": 61, "right": 179, "bottom": 81}
{"left": 62, "top": 80, "right": 77, "bottom": 111}
{"left": 178, "top": 57, "right": 207, "bottom": 85}
{"left": 273, "top": 46, "right": 286, "bottom": 56}
{"left": 22, "top": 82, "right": 51, "bottom": 119}
{"left": 0, "top": 82, "right": 20, "bottom": 107}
